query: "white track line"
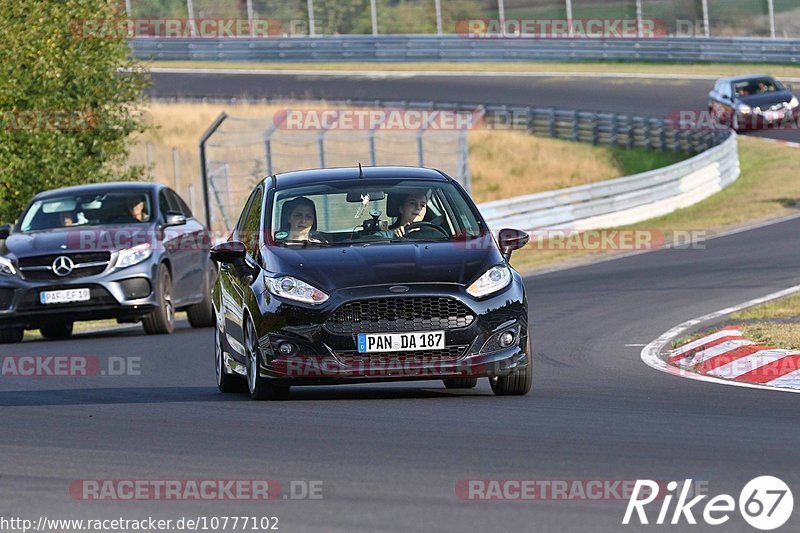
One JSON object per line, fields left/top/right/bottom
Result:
{"left": 640, "top": 284, "right": 800, "bottom": 394}
{"left": 146, "top": 67, "right": 800, "bottom": 83}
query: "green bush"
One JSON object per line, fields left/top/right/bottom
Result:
{"left": 0, "top": 0, "right": 149, "bottom": 224}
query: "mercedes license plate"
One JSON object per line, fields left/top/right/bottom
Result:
{"left": 40, "top": 288, "right": 91, "bottom": 305}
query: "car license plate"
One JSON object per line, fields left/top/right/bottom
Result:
{"left": 40, "top": 288, "right": 91, "bottom": 305}
{"left": 357, "top": 331, "right": 445, "bottom": 353}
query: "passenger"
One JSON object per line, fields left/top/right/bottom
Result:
{"left": 280, "top": 196, "right": 317, "bottom": 241}
{"left": 59, "top": 212, "right": 75, "bottom": 227}
{"left": 126, "top": 195, "right": 148, "bottom": 222}
{"left": 384, "top": 189, "right": 428, "bottom": 238}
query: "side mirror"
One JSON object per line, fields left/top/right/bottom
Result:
{"left": 0, "top": 224, "right": 10, "bottom": 239}
{"left": 210, "top": 240, "right": 247, "bottom": 264}
{"left": 164, "top": 211, "right": 187, "bottom": 227}
{"left": 498, "top": 228, "right": 529, "bottom": 261}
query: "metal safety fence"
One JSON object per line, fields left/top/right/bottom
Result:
{"left": 132, "top": 35, "right": 800, "bottom": 64}
{"left": 123, "top": 1, "right": 800, "bottom": 39}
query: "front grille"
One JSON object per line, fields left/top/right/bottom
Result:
{"left": 334, "top": 345, "right": 468, "bottom": 366}
{"left": 18, "top": 252, "right": 111, "bottom": 281}
{"left": 17, "top": 252, "right": 111, "bottom": 267}
{"left": 324, "top": 297, "right": 475, "bottom": 334}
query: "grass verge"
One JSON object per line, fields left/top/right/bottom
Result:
{"left": 729, "top": 291, "right": 800, "bottom": 350}
{"left": 149, "top": 60, "right": 800, "bottom": 79}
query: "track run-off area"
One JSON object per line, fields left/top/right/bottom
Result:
{"left": 1, "top": 70, "right": 800, "bottom": 533}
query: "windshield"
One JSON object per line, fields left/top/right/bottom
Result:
{"left": 270, "top": 179, "right": 486, "bottom": 246}
{"left": 19, "top": 190, "right": 153, "bottom": 232}
{"left": 732, "top": 77, "right": 786, "bottom": 97}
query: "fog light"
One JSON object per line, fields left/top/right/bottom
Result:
{"left": 278, "top": 342, "right": 294, "bottom": 356}
{"left": 499, "top": 330, "right": 516, "bottom": 348}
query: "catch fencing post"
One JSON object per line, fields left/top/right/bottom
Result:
{"left": 186, "top": 0, "right": 197, "bottom": 37}
{"left": 172, "top": 147, "right": 180, "bottom": 192}
{"left": 199, "top": 112, "right": 228, "bottom": 229}
{"left": 701, "top": 0, "right": 710, "bottom": 38}
{"left": 370, "top": 0, "right": 378, "bottom": 35}
{"left": 767, "top": 0, "right": 776, "bottom": 39}
{"left": 307, "top": 0, "right": 316, "bottom": 36}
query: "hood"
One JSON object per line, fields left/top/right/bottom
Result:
{"left": 263, "top": 241, "right": 504, "bottom": 291}
{"left": 737, "top": 90, "right": 794, "bottom": 108}
{"left": 2, "top": 226, "right": 156, "bottom": 258}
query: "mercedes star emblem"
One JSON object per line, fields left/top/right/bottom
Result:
{"left": 52, "top": 256, "right": 74, "bottom": 277}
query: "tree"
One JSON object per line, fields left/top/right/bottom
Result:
{"left": 0, "top": 0, "right": 150, "bottom": 223}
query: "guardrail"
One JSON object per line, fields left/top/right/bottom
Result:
{"left": 132, "top": 36, "right": 800, "bottom": 64}
{"left": 478, "top": 131, "right": 739, "bottom": 233}
{"left": 334, "top": 98, "right": 727, "bottom": 153}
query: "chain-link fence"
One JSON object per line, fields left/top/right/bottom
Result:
{"left": 198, "top": 107, "right": 472, "bottom": 232}
{"left": 123, "top": 0, "right": 800, "bottom": 38}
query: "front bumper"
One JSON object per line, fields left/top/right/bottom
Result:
{"left": 241, "top": 278, "right": 529, "bottom": 385}
{"left": 0, "top": 259, "right": 159, "bottom": 328}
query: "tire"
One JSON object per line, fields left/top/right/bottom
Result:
{"left": 142, "top": 264, "right": 175, "bottom": 335}
{"left": 215, "top": 314, "right": 245, "bottom": 393}
{"left": 39, "top": 321, "right": 73, "bottom": 340}
{"left": 490, "top": 328, "right": 533, "bottom": 396}
{"left": 187, "top": 267, "right": 215, "bottom": 328}
{"left": 0, "top": 327, "right": 23, "bottom": 344}
{"left": 245, "top": 318, "right": 290, "bottom": 401}
{"left": 443, "top": 378, "right": 478, "bottom": 389}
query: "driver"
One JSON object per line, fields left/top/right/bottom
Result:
{"left": 385, "top": 189, "right": 428, "bottom": 238}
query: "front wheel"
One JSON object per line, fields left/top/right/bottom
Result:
{"left": 245, "top": 318, "right": 290, "bottom": 401}
{"left": 490, "top": 329, "right": 532, "bottom": 396}
{"left": 215, "top": 315, "right": 245, "bottom": 393}
{"left": 143, "top": 264, "right": 175, "bottom": 335}
{"left": 39, "top": 321, "right": 73, "bottom": 340}
{"left": 187, "top": 267, "right": 215, "bottom": 328}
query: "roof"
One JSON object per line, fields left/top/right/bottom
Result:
{"left": 33, "top": 181, "right": 161, "bottom": 201}
{"left": 269, "top": 166, "right": 451, "bottom": 189}
{"left": 719, "top": 74, "right": 774, "bottom": 83}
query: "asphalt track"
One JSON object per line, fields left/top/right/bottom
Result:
{"left": 147, "top": 71, "right": 800, "bottom": 142}
{"left": 2, "top": 72, "right": 800, "bottom": 532}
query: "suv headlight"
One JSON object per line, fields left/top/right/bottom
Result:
{"left": 0, "top": 256, "right": 16, "bottom": 276}
{"left": 267, "top": 276, "right": 329, "bottom": 304}
{"left": 737, "top": 104, "right": 752, "bottom": 114}
{"left": 790, "top": 96, "right": 799, "bottom": 109}
{"left": 467, "top": 265, "right": 511, "bottom": 298}
{"left": 115, "top": 243, "right": 152, "bottom": 269}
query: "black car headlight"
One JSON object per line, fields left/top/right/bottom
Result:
{"left": 0, "top": 256, "right": 16, "bottom": 276}
{"left": 267, "top": 275, "right": 329, "bottom": 305}
{"left": 467, "top": 265, "right": 511, "bottom": 298}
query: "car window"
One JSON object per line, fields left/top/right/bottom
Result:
{"left": 165, "top": 189, "right": 192, "bottom": 218}
{"left": 722, "top": 83, "right": 732, "bottom": 99}
{"left": 269, "top": 178, "right": 485, "bottom": 246}
{"left": 158, "top": 190, "right": 171, "bottom": 222}
{"left": 19, "top": 190, "right": 153, "bottom": 231}
{"left": 239, "top": 187, "right": 263, "bottom": 253}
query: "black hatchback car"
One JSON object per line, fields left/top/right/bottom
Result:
{"left": 210, "top": 166, "right": 531, "bottom": 400}
{"left": 0, "top": 182, "right": 215, "bottom": 343}
{"left": 708, "top": 74, "right": 799, "bottom": 131}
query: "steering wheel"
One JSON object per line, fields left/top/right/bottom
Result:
{"left": 402, "top": 221, "right": 449, "bottom": 238}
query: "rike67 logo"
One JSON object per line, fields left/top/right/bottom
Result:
{"left": 623, "top": 477, "right": 793, "bottom": 530}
